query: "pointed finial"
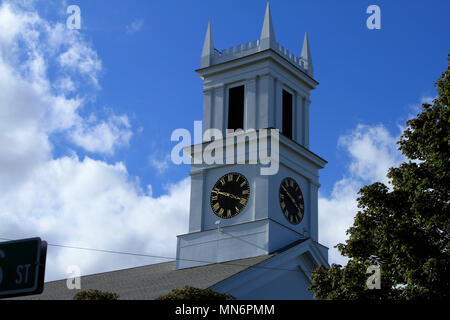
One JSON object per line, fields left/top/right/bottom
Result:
{"left": 260, "top": 2, "right": 276, "bottom": 50}
{"left": 201, "top": 21, "right": 215, "bottom": 68}
{"left": 301, "top": 32, "right": 314, "bottom": 76}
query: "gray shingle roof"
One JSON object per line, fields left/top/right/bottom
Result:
{"left": 12, "top": 254, "right": 274, "bottom": 300}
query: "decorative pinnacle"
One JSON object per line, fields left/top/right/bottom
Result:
{"left": 260, "top": 2, "right": 276, "bottom": 50}
{"left": 201, "top": 21, "right": 215, "bottom": 68}
{"left": 301, "top": 32, "right": 313, "bottom": 76}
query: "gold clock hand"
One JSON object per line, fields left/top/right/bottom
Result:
{"left": 211, "top": 190, "right": 229, "bottom": 197}
{"left": 281, "top": 185, "right": 301, "bottom": 212}
{"left": 229, "top": 194, "right": 244, "bottom": 201}
{"left": 212, "top": 190, "right": 244, "bottom": 201}
{"left": 222, "top": 192, "right": 244, "bottom": 201}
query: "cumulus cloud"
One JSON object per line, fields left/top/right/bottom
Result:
{"left": 0, "top": 1, "right": 129, "bottom": 152}
{"left": 0, "top": 1, "right": 190, "bottom": 281}
{"left": 58, "top": 44, "right": 102, "bottom": 87}
{"left": 70, "top": 114, "right": 133, "bottom": 155}
{"left": 319, "top": 124, "right": 405, "bottom": 266}
{"left": 1, "top": 156, "right": 190, "bottom": 280}
{"left": 338, "top": 124, "right": 401, "bottom": 185}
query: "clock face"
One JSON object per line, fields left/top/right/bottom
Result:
{"left": 279, "top": 177, "right": 304, "bottom": 225}
{"left": 210, "top": 172, "right": 250, "bottom": 219}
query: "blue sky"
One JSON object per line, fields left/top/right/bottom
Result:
{"left": 50, "top": 0, "right": 449, "bottom": 196}
{"left": 0, "top": 0, "right": 448, "bottom": 281}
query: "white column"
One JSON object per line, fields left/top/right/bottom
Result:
{"left": 245, "top": 78, "right": 257, "bottom": 130}
{"left": 309, "top": 181, "right": 319, "bottom": 242}
{"left": 275, "top": 79, "right": 283, "bottom": 132}
{"left": 188, "top": 171, "right": 205, "bottom": 232}
{"left": 304, "top": 98, "right": 310, "bottom": 148}
{"left": 202, "top": 88, "right": 213, "bottom": 139}
{"left": 302, "top": 97, "right": 310, "bottom": 148}
{"left": 213, "top": 86, "right": 225, "bottom": 135}
{"left": 296, "top": 93, "right": 303, "bottom": 145}
{"left": 257, "top": 74, "right": 275, "bottom": 129}
{"left": 221, "top": 86, "right": 227, "bottom": 134}
{"left": 254, "top": 174, "right": 269, "bottom": 220}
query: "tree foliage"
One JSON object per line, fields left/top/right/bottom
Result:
{"left": 309, "top": 57, "right": 449, "bottom": 300}
{"left": 156, "top": 286, "right": 235, "bottom": 300}
{"left": 73, "top": 289, "right": 120, "bottom": 300}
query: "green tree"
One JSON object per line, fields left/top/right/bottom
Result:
{"left": 309, "top": 58, "right": 449, "bottom": 300}
{"left": 73, "top": 289, "right": 120, "bottom": 300}
{"left": 156, "top": 286, "right": 235, "bottom": 300}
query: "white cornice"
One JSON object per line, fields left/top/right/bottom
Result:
{"left": 196, "top": 49, "right": 318, "bottom": 90}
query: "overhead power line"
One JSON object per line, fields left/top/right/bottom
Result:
{"left": 0, "top": 236, "right": 321, "bottom": 273}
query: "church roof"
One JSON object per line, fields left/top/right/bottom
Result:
{"left": 11, "top": 254, "right": 275, "bottom": 300}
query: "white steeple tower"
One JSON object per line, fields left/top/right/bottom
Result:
{"left": 176, "top": 4, "right": 328, "bottom": 276}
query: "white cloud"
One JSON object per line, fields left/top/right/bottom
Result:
{"left": 58, "top": 43, "right": 102, "bottom": 87}
{"left": 420, "top": 96, "right": 435, "bottom": 105}
{"left": 0, "top": 1, "right": 132, "bottom": 154}
{"left": 319, "top": 124, "right": 405, "bottom": 266}
{"left": 54, "top": 76, "right": 76, "bottom": 93}
{"left": 1, "top": 156, "right": 190, "bottom": 281}
{"left": 406, "top": 96, "right": 436, "bottom": 122}
{"left": 0, "top": 1, "right": 190, "bottom": 281}
{"left": 0, "top": 2, "right": 39, "bottom": 47}
{"left": 70, "top": 114, "right": 133, "bottom": 155}
{"left": 149, "top": 154, "right": 171, "bottom": 174}
{"left": 126, "top": 18, "right": 144, "bottom": 34}
{"left": 338, "top": 124, "right": 401, "bottom": 185}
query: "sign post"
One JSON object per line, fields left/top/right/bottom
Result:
{"left": 0, "top": 238, "right": 47, "bottom": 299}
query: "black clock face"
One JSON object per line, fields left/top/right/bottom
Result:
{"left": 210, "top": 172, "right": 250, "bottom": 219}
{"left": 279, "top": 178, "right": 304, "bottom": 225}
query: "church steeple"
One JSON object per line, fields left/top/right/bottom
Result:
{"left": 177, "top": 4, "right": 326, "bottom": 275}
{"left": 260, "top": 2, "right": 276, "bottom": 50}
{"left": 201, "top": 21, "right": 215, "bottom": 68}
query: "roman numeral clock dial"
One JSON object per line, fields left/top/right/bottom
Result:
{"left": 210, "top": 173, "right": 250, "bottom": 219}
{"left": 279, "top": 178, "right": 304, "bottom": 225}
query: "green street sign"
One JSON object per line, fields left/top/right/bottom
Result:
{"left": 0, "top": 238, "right": 47, "bottom": 299}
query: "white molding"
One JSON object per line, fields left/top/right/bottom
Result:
{"left": 209, "top": 239, "right": 328, "bottom": 299}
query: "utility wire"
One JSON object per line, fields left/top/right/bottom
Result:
{"left": 0, "top": 236, "right": 321, "bottom": 273}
